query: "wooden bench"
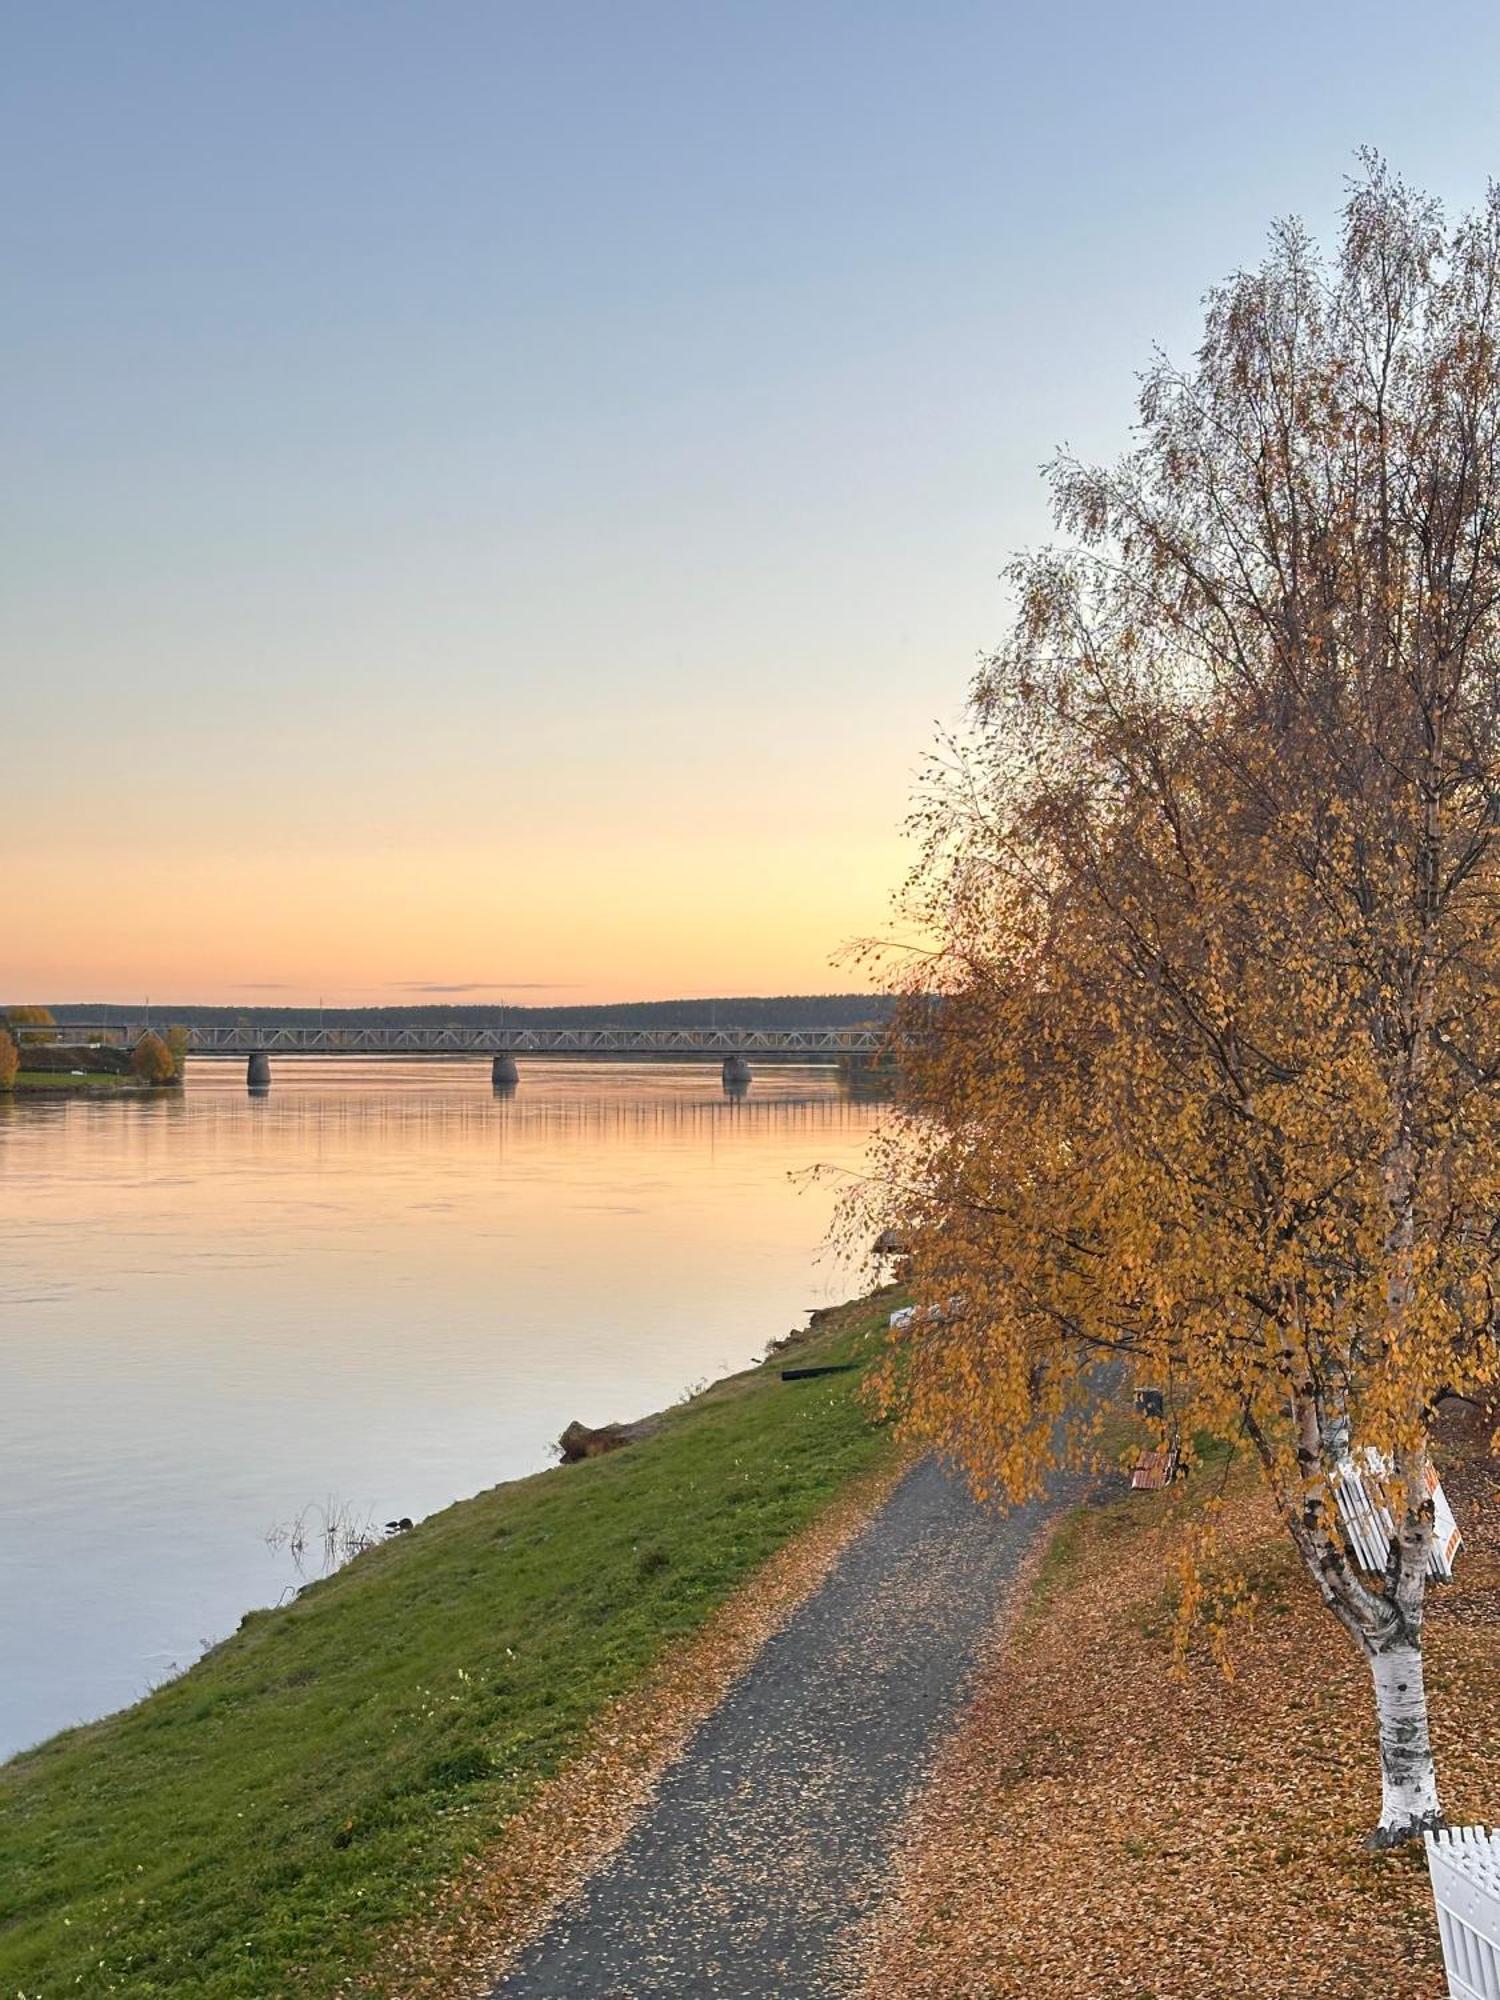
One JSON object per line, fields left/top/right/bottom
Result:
{"left": 1130, "top": 1441, "right": 1180, "bottom": 1491}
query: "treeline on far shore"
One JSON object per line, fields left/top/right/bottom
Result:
{"left": 30, "top": 994, "right": 897, "bottom": 1032}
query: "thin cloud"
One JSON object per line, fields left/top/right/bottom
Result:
{"left": 389, "top": 981, "right": 580, "bottom": 994}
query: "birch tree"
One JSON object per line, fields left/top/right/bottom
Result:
{"left": 871, "top": 161, "right": 1500, "bottom": 1846}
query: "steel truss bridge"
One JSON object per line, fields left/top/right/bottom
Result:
{"left": 58, "top": 1023, "right": 885, "bottom": 1059}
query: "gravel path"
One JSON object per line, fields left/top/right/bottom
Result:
{"left": 491, "top": 1458, "right": 1060, "bottom": 2000}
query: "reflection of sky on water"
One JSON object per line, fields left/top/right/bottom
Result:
{"left": 0, "top": 1061, "right": 881, "bottom": 1757}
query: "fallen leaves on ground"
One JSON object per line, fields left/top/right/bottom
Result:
{"left": 853, "top": 1414, "right": 1500, "bottom": 2000}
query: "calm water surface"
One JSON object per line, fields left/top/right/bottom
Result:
{"left": 0, "top": 1060, "right": 879, "bottom": 1758}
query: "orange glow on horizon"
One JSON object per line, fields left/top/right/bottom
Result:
{"left": 14, "top": 824, "right": 906, "bottom": 1006}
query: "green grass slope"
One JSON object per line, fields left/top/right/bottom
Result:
{"left": 0, "top": 1295, "right": 894, "bottom": 1997}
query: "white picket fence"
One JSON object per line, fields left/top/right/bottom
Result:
{"left": 1428, "top": 1827, "right": 1500, "bottom": 1998}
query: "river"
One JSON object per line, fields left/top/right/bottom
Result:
{"left": 0, "top": 1059, "right": 881, "bottom": 1759}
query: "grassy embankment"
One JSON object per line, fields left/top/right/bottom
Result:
{"left": 857, "top": 1405, "right": 1500, "bottom": 1999}
{"left": 5, "top": 1044, "right": 174, "bottom": 1095}
{"left": 0, "top": 1293, "right": 897, "bottom": 1997}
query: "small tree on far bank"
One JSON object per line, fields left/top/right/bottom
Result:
{"left": 0, "top": 1030, "right": 17, "bottom": 1090}
{"left": 164, "top": 1025, "right": 190, "bottom": 1082}
{"left": 865, "top": 161, "right": 1500, "bottom": 1847}
{"left": 131, "top": 1032, "right": 176, "bottom": 1087}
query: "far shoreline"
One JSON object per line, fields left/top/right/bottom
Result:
{"left": 6, "top": 1072, "right": 181, "bottom": 1098}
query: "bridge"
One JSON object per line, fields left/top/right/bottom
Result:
{"left": 49, "top": 1022, "right": 888, "bottom": 1092}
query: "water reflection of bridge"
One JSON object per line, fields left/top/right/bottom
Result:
{"left": 55, "top": 1023, "right": 887, "bottom": 1093}
{"left": 147, "top": 1086, "right": 876, "bottom": 1150}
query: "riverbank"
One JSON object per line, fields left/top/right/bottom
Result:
{"left": 0, "top": 1289, "right": 900, "bottom": 1997}
{"left": 5, "top": 1040, "right": 181, "bottom": 1095}
{"left": 9, "top": 1070, "right": 174, "bottom": 1096}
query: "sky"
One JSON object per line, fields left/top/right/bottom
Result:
{"left": 6, "top": 1, "right": 1500, "bottom": 1005}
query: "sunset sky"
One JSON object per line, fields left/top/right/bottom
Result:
{"left": 9, "top": 1, "right": 1500, "bottom": 1004}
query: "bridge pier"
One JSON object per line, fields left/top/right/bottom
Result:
{"left": 492, "top": 1054, "right": 519, "bottom": 1089}
{"left": 247, "top": 1052, "right": 271, "bottom": 1093}
{"left": 722, "top": 1054, "right": 752, "bottom": 1091}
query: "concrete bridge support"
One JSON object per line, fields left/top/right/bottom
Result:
{"left": 247, "top": 1052, "right": 272, "bottom": 1093}
{"left": 492, "top": 1054, "right": 519, "bottom": 1089}
{"left": 722, "top": 1054, "right": 752, "bottom": 1091}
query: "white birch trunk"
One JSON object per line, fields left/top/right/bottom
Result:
{"left": 1367, "top": 1640, "right": 1441, "bottom": 1846}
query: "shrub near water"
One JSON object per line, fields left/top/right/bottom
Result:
{"left": 130, "top": 1031, "right": 178, "bottom": 1086}
{"left": 0, "top": 1294, "right": 894, "bottom": 1997}
{"left": 0, "top": 1031, "right": 17, "bottom": 1090}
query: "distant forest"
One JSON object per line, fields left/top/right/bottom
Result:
{"left": 47, "top": 994, "right": 896, "bottom": 1030}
